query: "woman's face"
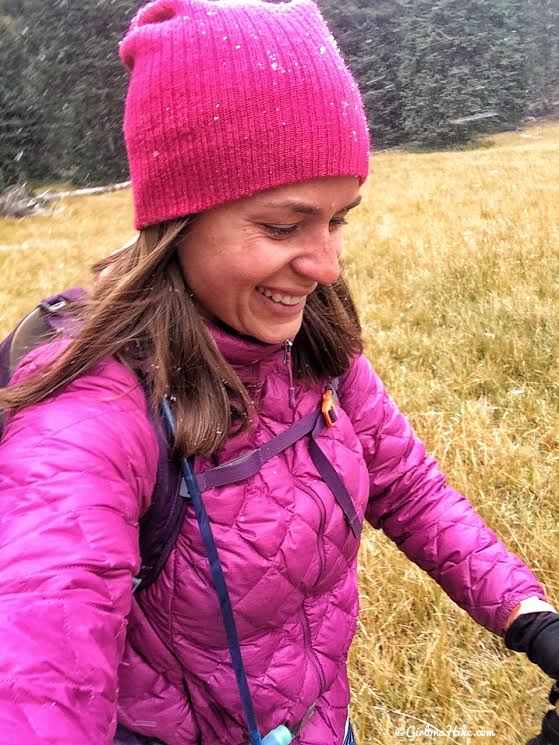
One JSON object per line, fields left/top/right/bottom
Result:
{"left": 177, "top": 176, "right": 362, "bottom": 344}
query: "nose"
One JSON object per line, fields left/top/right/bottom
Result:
{"left": 290, "top": 232, "right": 342, "bottom": 286}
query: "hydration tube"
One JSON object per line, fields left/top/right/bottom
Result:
{"left": 160, "top": 399, "right": 263, "bottom": 745}
{"left": 160, "top": 400, "right": 310, "bottom": 745}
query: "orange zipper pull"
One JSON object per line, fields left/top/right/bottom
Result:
{"left": 322, "top": 387, "right": 338, "bottom": 427}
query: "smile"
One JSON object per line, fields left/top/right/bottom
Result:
{"left": 256, "top": 286, "right": 306, "bottom": 306}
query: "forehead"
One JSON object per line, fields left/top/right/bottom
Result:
{"left": 236, "top": 176, "right": 362, "bottom": 215}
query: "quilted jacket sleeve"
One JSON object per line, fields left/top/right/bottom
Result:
{"left": 0, "top": 346, "right": 158, "bottom": 744}
{"left": 340, "top": 354, "right": 547, "bottom": 636}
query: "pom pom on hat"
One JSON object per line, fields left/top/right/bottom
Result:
{"left": 120, "top": 0, "right": 371, "bottom": 229}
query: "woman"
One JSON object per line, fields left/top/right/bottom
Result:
{"left": 1, "top": 1, "right": 558, "bottom": 743}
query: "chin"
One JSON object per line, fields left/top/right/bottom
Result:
{"left": 248, "top": 320, "right": 303, "bottom": 345}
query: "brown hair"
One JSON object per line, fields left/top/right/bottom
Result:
{"left": 0, "top": 217, "right": 363, "bottom": 457}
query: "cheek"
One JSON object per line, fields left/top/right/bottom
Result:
{"left": 185, "top": 256, "right": 256, "bottom": 313}
{"left": 179, "top": 232, "right": 286, "bottom": 307}
{"left": 190, "top": 260, "right": 223, "bottom": 290}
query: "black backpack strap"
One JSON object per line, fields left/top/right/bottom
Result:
{"left": 132, "top": 368, "right": 192, "bottom": 592}
{"left": 134, "top": 418, "right": 187, "bottom": 593}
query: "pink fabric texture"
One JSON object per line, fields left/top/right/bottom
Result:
{"left": 119, "top": 0, "right": 370, "bottom": 229}
{"left": 0, "top": 325, "right": 547, "bottom": 744}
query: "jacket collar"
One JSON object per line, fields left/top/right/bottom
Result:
{"left": 204, "top": 318, "right": 289, "bottom": 372}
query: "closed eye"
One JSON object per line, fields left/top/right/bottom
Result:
{"left": 263, "top": 217, "right": 348, "bottom": 238}
{"left": 263, "top": 224, "right": 298, "bottom": 237}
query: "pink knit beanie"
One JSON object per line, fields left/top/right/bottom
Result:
{"left": 119, "top": 0, "right": 370, "bottom": 230}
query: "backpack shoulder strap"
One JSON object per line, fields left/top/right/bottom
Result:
{"left": 195, "top": 378, "right": 361, "bottom": 537}
{"left": 134, "top": 379, "right": 346, "bottom": 591}
{"left": 132, "top": 370, "right": 190, "bottom": 593}
{"left": 133, "top": 380, "right": 343, "bottom": 592}
{"left": 195, "top": 378, "right": 340, "bottom": 493}
{"left": 134, "top": 416, "right": 186, "bottom": 593}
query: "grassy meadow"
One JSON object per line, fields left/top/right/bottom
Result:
{"left": 1, "top": 121, "right": 559, "bottom": 744}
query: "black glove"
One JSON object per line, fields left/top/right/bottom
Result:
{"left": 526, "top": 709, "right": 559, "bottom": 745}
{"left": 525, "top": 684, "right": 559, "bottom": 744}
{"left": 505, "top": 613, "right": 559, "bottom": 745}
{"left": 505, "top": 612, "right": 559, "bottom": 679}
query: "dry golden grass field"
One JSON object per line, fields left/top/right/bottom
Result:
{"left": 1, "top": 121, "right": 558, "bottom": 744}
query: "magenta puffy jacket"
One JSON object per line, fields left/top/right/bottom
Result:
{"left": 0, "top": 321, "right": 546, "bottom": 744}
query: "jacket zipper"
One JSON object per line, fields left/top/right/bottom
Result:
{"left": 299, "top": 606, "right": 326, "bottom": 695}
{"left": 283, "top": 338, "right": 326, "bottom": 581}
{"left": 283, "top": 339, "right": 296, "bottom": 410}
{"left": 297, "top": 480, "right": 326, "bottom": 584}
{"left": 284, "top": 338, "right": 325, "bottom": 693}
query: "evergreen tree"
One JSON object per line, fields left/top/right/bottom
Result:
{"left": 0, "top": 8, "right": 43, "bottom": 190}
{"left": 20, "top": 0, "right": 139, "bottom": 185}
{"left": 319, "top": 0, "right": 405, "bottom": 148}
{"left": 399, "top": 0, "right": 528, "bottom": 148}
{"left": 525, "top": 0, "right": 559, "bottom": 114}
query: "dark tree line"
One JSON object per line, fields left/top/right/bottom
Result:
{"left": 0, "top": 0, "right": 137, "bottom": 191}
{"left": 1, "top": 0, "right": 558, "bottom": 191}
{"left": 320, "top": 0, "right": 559, "bottom": 148}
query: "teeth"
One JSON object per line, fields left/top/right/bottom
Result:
{"left": 256, "top": 286, "right": 303, "bottom": 306}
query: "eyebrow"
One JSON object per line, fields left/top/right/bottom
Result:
{"left": 258, "top": 194, "right": 362, "bottom": 216}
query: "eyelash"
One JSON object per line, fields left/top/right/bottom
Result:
{"left": 263, "top": 218, "right": 348, "bottom": 237}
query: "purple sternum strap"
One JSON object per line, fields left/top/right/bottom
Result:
{"left": 195, "top": 408, "right": 361, "bottom": 537}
